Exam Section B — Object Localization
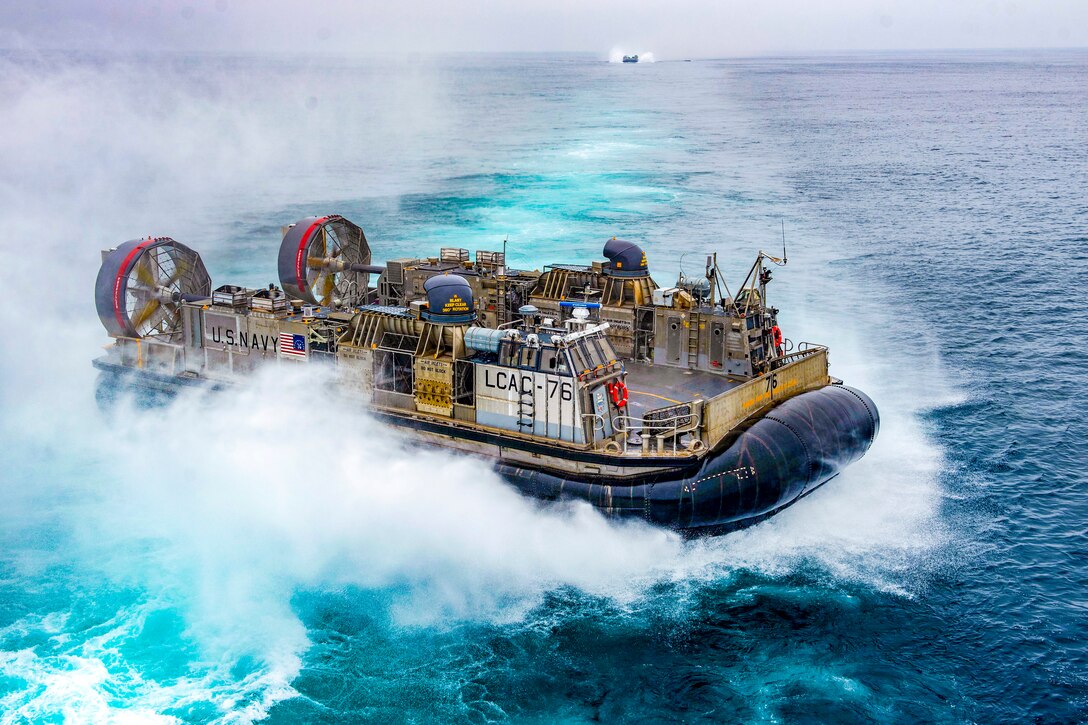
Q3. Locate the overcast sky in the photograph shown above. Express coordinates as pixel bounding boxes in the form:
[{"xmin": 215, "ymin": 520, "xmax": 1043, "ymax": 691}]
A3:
[{"xmin": 2, "ymin": 0, "xmax": 1085, "ymax": 57}]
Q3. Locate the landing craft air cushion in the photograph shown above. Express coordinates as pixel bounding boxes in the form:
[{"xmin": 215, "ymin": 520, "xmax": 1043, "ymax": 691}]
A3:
[{"xmin": 92, "ymin": 216, "xmax": 878, "ymax": 534}]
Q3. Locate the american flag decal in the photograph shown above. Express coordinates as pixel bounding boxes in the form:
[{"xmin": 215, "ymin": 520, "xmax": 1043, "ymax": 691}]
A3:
[{"xmin": 279, "ymin": 333, "xmax": 307, "ymax": 358}]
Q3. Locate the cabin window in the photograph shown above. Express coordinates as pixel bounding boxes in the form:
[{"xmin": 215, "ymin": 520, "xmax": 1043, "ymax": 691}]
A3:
[
  {"xmin": 499, "ymin": 339, "xmax": 518, "ymax": 366},
  {"xmin": 568, "ymin": 344, "xmax": 589, "ymax": 374},
  {"xmin": 539, "ymin": 347, "xmax": 572, "ymax": 376},
  {"xmin": 581, "ymin": 337, "xmax": 611, "ymax": 368},
  {"xmin": 519, "ymin": 346, "xmax": 539, "ymax": 370},
  {"xmin": 577, "ymin": 340, "xmax": 594, "ymax": 368},
  {"xmin": 582, "ymin": 340, "xmax": 600, "ymax": 368},
  {"xmin": 558, "ymin": 351, "xmax": 572, "ymax": 376},
  {"xmin": 592, "ymin": 337, "xmax": 617, "ymax": 364},
  {"xmin": 539, "ymin": 347, "xmax": 558, "ymax": 373}
]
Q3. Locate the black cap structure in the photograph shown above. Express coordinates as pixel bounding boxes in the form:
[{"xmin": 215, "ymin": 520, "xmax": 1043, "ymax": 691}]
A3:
[
  {"xmin": 603, "ymin": 238, "xmax": 648, "ymax": 276},
  {"xmin": 422, "ymin": 274, "xmax": 476, "ymax": 323}
]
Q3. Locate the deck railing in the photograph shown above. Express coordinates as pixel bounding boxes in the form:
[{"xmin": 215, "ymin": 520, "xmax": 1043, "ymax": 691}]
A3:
[
  {"xmin": 701, "ymin": 347, "xmax": 830, "ymax": 450},
  {"xmin": 584, "ymin": 347, "xmax": 830, "ymax": 457},
  {"xmin": 599, "ymin": 400, "xmax": 705, "ymax": 456}
]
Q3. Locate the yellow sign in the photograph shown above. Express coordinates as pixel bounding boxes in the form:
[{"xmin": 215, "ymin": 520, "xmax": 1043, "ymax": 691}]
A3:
[{"xmin": 442, "ymin": 293, "xmax": 470, "ymax": 313}]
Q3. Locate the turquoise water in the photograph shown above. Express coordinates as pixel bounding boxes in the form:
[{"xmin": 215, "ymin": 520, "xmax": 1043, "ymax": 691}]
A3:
[{"xmin": 1, "ymin": 50, "xmax": 1086, "ymax": 722}]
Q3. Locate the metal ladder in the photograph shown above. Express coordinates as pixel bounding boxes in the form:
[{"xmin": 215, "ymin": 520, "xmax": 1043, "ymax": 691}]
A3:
[
  {"xmin": 686, "ymin": 311, "xmax": 701, "ymax": 367},
  {"xmin": 517, "ymin": 386, "xmax": 536, "ymax": 432},
  {"xmin": 495, "ymin": 279, "xmax": 508, "ymax": 325}
]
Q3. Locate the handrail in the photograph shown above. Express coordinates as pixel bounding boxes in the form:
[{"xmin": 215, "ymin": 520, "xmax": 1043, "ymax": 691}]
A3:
[
  {"xmin": 612, "ymin": 409, "xmax": 701, "ymax": 435},
  {"xmin": 777, "ymin": 344, "xmax": 824, "ymax": 360},
  {"xmin": 703, "ymin": 346, "xmax": 830, "ymax": 451},
  {"xmin": 583, "ymin": 406, "xmax": 704, "ymax": 456},
  {"xmin": 581, "ymin": 412, "xmax": 608, "ymax": 433}
]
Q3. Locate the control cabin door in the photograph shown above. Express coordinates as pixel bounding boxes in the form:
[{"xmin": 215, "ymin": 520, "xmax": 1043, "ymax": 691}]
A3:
[
  {"xmin": 666, "ymin": 316, "xmax": 682, "ymax": 363},
  {"xmin": 709, "ymin": 321, "xmax": 726, "ymax": 369}
]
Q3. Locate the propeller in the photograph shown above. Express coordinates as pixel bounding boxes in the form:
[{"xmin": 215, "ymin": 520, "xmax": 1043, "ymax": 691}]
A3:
[
  {"xmin": 163, "ymin": 254, "xmax": 190, "ymax": 288},
  {"xmin": 318, "ymin": 270, "xmax": 337, "ymax": 306},
  {"xmin": 130, "ymin": 297, "xmax": 162, "ymax": 331},
  {"xmin": 128, "ymin": 250, "xmax": 193, "ymax": 334},
  {"xmin": 305, "ymin": 228, "xmax": 348, "ymax": 306},
  {"xmin": 277, "ymin": 215, "xmax": 371, "ymax": 307},
  {"xmin": 96, "ymin": 237, "xmax": 211, "ymax": 339},
  {"xmin": 134, "ymin": 255, "xmax": 157, "ymax": 288}
]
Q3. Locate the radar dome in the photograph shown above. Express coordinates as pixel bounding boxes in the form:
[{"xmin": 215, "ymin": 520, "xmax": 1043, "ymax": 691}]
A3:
[
  {"xmin": 423, "ymin": 274, "xmax": 476, "ymax": 323},
  {"xmin": 603, "ymin": 237, "xmax": 648, "ymax": 276}
]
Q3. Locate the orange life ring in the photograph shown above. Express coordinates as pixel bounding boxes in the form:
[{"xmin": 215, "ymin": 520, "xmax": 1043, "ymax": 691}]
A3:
[
  {"xmin": 771, "ymin": 325, "xmax": 784, "ymax": 347},
  {"xmin": 608, "ymin": 380, "xmax": 629, "ymax": 408}
]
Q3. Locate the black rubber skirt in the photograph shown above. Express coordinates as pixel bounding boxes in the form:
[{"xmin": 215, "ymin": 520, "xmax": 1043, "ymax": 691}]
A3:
[{"xmin": 497, "ymin": 385, "xmax": 879, "ymax": 534}]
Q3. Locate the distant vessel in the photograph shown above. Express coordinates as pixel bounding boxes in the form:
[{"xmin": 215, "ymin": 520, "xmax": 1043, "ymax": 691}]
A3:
[
  {"xmin": 622, "ymin": 55, "xmax": 638, "ymax": 63},
  {"xmin": 92, "ymin": 218, "xmax": 878, "ymax": 534}
]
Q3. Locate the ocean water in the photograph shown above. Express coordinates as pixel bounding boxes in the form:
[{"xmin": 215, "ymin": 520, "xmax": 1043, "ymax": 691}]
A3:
[{"xmin": 1, "ymin": 49, "xmax": 1086, "ymax": 722}]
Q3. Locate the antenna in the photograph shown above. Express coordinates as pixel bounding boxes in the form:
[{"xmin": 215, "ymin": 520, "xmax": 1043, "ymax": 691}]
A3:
[
  {"xmin": 780, "ymin": 220, "xmax": 788, "ymax": 265},
  {"xmin": 706, "ymin": 254, "xmax": 715, "ymax": 306}
]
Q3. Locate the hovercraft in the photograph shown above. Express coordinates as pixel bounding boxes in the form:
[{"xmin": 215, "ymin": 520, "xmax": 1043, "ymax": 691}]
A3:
[{"xmin": 92, "ymin": 217, "xmax": 878, "ymax": 534}]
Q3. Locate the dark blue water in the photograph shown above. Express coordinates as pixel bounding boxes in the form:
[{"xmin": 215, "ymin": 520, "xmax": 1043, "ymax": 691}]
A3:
[{"xmin": 1, "ymin": 50, "xmax": 1086, "ymax": 722}]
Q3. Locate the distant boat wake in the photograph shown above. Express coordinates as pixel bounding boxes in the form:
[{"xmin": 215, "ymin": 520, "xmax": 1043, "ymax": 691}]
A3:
[{"xmin": 610, "ymin": 49, "xmax": 655, "ymax": 63}]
